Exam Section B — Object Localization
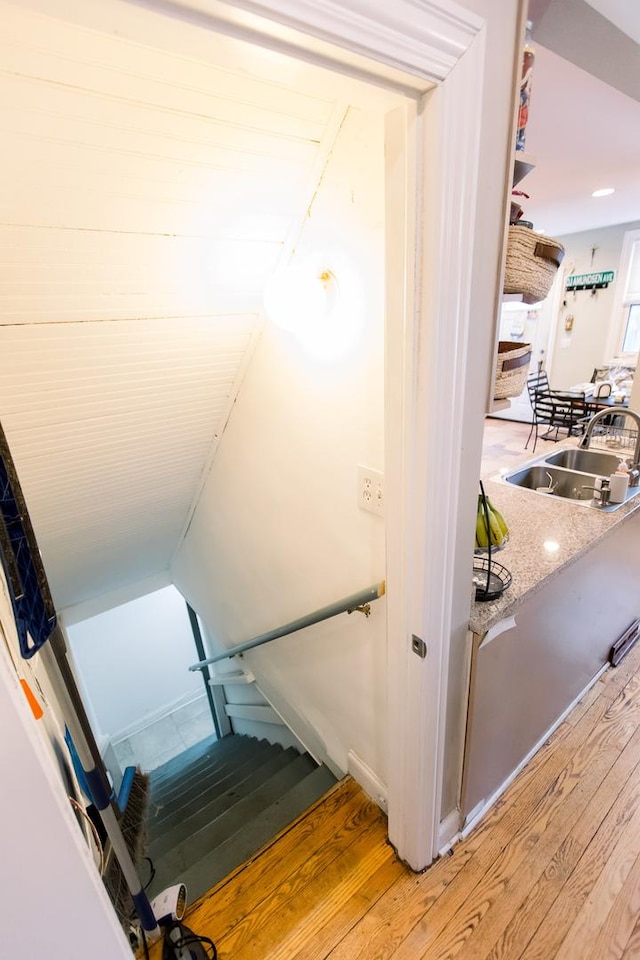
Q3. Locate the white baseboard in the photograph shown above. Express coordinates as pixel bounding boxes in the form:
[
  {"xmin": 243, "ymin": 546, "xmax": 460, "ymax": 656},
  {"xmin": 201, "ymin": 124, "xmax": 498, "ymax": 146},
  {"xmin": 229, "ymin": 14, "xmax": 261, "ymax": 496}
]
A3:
[
  {"xmin": 347, "ymin": 750, "xmax": 388, "ymax": 812},
  {"xmin": 438, "ymin": 808, "xmax": 462, "ymax": 855},
  {"xmin": 224, "ymin": 703, "xmax": 283, "ymax": 724},
  {"xmin": 111, "ymin": 692, "xmax": 207, "ymax": 744}
]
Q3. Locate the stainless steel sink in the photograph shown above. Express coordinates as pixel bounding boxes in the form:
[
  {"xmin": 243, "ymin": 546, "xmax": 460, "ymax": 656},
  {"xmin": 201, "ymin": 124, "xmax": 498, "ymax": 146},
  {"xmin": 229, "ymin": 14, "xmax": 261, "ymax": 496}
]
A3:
[
  {"xmin": 543, "ymin": 448, "xmax": 623, "ymax": 475},
  {"xmin": 501, "ymin": 448, "xmax": 640, "ymax": 511},
  {"xmin": 504, "ymin": 465, "xmax": 596, "ymax": 502}
]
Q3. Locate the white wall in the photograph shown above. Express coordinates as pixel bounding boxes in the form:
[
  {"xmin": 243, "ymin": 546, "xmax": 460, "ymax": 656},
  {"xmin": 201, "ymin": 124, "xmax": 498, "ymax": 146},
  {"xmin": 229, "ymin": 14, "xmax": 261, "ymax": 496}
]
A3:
[
  {"xmin": 67, "ymin": 586, "xmax": 203, "ymax": 741},
  {"xmin": 549, "ymin": 219, "xmax": 640, "ymax": 389},
  {"xmin": 172, "ymin": 105, "xmax": 388, "ymax": 780}
]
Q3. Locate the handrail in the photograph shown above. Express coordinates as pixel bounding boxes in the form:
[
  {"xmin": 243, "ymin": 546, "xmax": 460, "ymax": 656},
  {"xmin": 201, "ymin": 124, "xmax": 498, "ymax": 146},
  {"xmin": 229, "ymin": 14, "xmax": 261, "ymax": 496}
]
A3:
[{"xmin": 188, "ymin": 581, "xmax": 386, "ymax": 671}]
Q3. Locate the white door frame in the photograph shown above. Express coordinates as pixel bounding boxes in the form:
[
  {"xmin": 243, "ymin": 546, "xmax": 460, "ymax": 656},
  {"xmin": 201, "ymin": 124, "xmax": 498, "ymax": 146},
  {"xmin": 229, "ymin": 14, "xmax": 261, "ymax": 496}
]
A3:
[
  {"xmin": 124, "ymin": 0, "xmax": 492, "ymax": 869},
  {"xmin": 12, "ymin": 0, "xmax": 514, "ymax": 874},
  {"xmin": 384, "ymin": 54, "xmax": 488, "ymax": 866},
  {"xmin": 206, "ymin": 0, "xmax": 489, "ymax": 869}
]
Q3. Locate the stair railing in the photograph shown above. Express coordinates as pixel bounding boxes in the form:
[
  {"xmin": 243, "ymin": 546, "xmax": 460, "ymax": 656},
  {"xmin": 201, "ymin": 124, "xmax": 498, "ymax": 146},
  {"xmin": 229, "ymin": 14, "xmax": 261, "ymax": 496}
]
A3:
[{"xmin": 188, "ymin": 581, "xmax": 386, "ymax": 672}]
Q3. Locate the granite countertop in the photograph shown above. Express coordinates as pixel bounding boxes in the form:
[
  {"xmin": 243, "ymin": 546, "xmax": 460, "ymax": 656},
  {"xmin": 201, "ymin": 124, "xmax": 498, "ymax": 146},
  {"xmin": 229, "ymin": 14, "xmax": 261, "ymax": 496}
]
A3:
[{"xmin": 469, "ymin": 446, "xmax": 640, "ymax": 636}]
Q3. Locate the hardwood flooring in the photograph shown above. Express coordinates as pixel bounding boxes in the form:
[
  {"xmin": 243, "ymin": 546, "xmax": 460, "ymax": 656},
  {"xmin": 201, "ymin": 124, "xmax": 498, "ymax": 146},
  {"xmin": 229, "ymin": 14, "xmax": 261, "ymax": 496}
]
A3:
[{"xmin": 145, "ymin": 643, "xmax": 640, "ymax": 960}]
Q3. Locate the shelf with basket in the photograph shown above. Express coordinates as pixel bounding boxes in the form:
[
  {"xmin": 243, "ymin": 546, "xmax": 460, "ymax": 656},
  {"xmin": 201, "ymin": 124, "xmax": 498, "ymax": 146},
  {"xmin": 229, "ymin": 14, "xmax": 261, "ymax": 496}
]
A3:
[
  {"xmin": 488, "ymin": 156, "xmax": 537, "ymax": 413},
  {"xmin": 493, "ymin": 340, "xmax": 533, "ymax": 406},
  {"xmin": 490, "ymin": 152, "xmax": 565, "ymax": 413}
]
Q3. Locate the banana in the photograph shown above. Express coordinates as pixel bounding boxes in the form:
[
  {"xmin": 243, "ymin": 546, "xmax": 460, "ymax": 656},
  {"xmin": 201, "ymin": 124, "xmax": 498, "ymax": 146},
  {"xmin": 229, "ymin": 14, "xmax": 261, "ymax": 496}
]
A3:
[
  {"xmin": 487, "ymin": 498, "xmax": 509, "ymax": 540},
  {"xmin": 475, "ymin": 502, "xmax": 489, "ymax": 549},
  {"xmin": 487, "ymin": 507, "xmax": 505, "ymax": 548},
  {"xmin": 475, "ymin": 496, "xmax": 508, "ymax": 549}
]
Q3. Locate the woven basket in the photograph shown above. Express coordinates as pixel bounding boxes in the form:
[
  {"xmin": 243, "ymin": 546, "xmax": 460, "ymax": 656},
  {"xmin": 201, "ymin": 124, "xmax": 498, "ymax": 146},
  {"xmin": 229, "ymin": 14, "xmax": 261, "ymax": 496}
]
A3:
[
  {"xmin": 504, "ymin": 225, "xmax": 565, "ymax": 304},
  {"xmin": 494, "ymin": 341, "xmax": 532, "ymax": 399}
]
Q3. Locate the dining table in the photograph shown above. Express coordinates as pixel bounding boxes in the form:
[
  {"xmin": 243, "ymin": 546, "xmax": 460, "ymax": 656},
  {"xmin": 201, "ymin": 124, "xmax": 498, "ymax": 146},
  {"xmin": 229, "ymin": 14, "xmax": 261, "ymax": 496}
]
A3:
[{"xmin": 584, "ymin": 393, "xmax": 630, "ymax": 415}]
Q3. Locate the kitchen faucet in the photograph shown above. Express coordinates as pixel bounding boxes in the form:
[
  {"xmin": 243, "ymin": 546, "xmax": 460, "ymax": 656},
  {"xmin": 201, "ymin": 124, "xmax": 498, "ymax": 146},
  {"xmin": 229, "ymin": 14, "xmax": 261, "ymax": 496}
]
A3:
[{"xmin": 579, "ymin": 406, "xmax": 640, "ymax": 468}]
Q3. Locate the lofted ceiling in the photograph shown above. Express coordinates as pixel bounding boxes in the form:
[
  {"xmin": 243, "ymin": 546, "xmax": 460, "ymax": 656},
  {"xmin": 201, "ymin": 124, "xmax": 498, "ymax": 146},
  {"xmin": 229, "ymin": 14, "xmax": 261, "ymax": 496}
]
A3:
[{"xmin": 0, "ymin": 0, "xmax": 399, "ymax": 612}]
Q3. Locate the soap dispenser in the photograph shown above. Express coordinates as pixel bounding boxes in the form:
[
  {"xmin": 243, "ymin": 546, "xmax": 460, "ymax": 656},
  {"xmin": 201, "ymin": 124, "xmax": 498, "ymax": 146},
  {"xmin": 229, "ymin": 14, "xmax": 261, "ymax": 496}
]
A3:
[{"xmin": 609, "ymin": 462, "xmax": 630, "ymax": 504}]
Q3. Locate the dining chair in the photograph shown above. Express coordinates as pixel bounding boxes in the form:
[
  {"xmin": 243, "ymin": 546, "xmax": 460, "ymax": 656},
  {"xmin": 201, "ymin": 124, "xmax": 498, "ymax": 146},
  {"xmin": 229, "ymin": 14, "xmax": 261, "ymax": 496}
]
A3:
[{"xmin": 525, "ymin": 370, "xmax": 588, "ymax": 452}]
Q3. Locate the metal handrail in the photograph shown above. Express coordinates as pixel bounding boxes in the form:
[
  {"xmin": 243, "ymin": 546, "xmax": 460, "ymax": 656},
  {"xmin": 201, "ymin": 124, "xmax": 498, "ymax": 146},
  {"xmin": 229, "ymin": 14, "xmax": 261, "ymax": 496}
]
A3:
[{"xmin": 188, "ymin": 581, "xmax": 386, "ymax": 671}]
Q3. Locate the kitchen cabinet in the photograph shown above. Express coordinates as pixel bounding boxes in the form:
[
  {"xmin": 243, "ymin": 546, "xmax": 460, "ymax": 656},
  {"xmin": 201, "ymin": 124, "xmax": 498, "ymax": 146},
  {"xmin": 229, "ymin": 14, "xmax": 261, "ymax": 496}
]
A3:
[{"xmin": 462, "ymin": 507, "xmax": 640, "ymax": 823}]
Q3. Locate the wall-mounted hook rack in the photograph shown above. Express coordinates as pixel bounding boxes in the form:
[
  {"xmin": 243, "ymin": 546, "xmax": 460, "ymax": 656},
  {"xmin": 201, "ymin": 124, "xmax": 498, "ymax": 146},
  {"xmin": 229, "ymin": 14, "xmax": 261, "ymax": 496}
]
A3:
[{"xmin": 565, "ymin": 269, "xmax": 615, "ymax": 292}]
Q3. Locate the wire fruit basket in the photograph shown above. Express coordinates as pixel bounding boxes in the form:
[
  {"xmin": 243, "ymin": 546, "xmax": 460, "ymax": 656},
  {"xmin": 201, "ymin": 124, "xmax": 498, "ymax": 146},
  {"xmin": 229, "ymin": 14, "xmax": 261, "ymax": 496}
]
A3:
[
  {"xmin": 472, "ymin": 557, "xmax": 512, "ymax": 602},
  {"xmin": 473, "ymin": 481, "xmax": 512, "ymax": 602}
]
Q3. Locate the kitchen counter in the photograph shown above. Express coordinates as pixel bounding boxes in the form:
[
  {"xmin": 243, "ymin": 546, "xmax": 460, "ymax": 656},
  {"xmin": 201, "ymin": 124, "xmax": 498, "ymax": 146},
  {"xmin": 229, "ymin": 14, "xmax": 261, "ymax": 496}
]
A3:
[
  {"xmin": 469, "ymin": 447, "xmax": 640, "ymax": 636},
  {"xmin": 463, "ymin": 437, "xmax": 640, "ymax": 824}
]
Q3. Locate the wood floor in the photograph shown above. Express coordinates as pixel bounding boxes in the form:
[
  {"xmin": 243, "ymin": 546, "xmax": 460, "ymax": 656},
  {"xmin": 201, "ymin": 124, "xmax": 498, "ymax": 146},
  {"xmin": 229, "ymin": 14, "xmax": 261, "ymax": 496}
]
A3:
[{"xmin": 146, "ymin": 642, "xmax": 640, "ymax": 960}]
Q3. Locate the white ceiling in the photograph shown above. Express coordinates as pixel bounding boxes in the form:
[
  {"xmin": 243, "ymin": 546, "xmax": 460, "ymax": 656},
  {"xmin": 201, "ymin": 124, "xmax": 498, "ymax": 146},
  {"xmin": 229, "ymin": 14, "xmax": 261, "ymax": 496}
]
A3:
[
  {"xmin": 521, "ymin": 43, "xmax": 640, "ymax": 236},
  {"xmin": 0, "ymin": 317, "xmax": 258, "ymax": 609},
  {"xmin": 526, "ymin": 0, "xmax": 640, "ymax": 237},
  {"xmin": 585, "ymin": 0, "xmax": 640, "ymax": 44},
  {"xmin": 0, "ymin": 0, "xmax": 396, "ymax": 612}
]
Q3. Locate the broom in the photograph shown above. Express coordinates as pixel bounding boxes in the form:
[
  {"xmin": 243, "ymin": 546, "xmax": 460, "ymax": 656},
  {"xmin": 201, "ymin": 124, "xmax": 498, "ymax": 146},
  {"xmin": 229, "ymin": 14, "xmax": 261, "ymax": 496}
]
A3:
[{"xmin": 104, "ymin": 767, "xmax": 151, "ymax": 929}]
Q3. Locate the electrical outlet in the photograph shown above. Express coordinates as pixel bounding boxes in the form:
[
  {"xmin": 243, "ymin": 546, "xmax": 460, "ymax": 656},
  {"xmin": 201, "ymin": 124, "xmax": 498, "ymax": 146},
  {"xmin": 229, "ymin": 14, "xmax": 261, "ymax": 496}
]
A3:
[{"xmin": 358, "ymin": 465, "xmax": 384, "ymax": 517}]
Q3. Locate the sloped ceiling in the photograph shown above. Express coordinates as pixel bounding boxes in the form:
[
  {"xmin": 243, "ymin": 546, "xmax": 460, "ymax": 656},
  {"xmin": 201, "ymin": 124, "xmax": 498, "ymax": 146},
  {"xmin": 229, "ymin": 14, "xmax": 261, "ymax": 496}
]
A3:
[
  {"xmin": 0, "ymin": 0, "xmax": 396, "ymax": 611},
  {"xmin": 0, "ymin": 318, "xmax": 258, "ymax": 608}
]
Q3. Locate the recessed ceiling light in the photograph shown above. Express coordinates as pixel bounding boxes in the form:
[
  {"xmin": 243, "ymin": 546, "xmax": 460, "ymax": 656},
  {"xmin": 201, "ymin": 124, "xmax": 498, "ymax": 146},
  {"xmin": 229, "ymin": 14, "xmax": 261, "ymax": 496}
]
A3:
[
  {"xmin": 534, "ymin": 228, "xmax": 547, "ymax": 234},
  {"xmin": 592, "ymin": 187, "xmax": 615, "ymax": 198}
]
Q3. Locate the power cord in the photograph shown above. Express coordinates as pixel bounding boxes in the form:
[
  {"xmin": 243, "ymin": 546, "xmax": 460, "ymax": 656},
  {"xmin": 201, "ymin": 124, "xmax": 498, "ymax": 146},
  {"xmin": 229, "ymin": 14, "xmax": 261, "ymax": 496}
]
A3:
[
  {"xmin": 162, "ymin": 921, "xmax": 217, "ymax": 960},
  {"xmin": 68, "ymin": 796, "xmax": 105, "ymax": 874},
  {"xmin": 137, "ymin": 920, "xmax": 217, "ymax": 960},
  {"xmin": 143, "ymin": 856, "xmax": 156, "ymax": 891}
]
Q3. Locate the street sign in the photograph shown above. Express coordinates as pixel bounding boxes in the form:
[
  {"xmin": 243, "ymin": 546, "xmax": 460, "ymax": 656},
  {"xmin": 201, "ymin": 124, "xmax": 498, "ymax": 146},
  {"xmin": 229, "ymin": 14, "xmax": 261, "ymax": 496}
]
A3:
[{"xmin": 566, "ymin": 270, "xmax": 615, "ymax": 291}]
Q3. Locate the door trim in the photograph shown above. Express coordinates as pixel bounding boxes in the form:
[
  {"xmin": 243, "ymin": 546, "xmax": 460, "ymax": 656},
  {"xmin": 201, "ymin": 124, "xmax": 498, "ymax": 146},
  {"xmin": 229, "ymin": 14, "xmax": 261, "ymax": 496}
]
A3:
[
  {"xmin": 127, "ymin": 0, "xmax": 488, "ymax": 871},
  {"xmin": 206, "ymin": 0, "xmax": 482, "ymax": 82},
  {"xmin": 13, "ymin": 0, "xmax": 512, "ymax": 874},
  {"xmin": 383, "ymin": 34, "xmax": 487, "ymax": 867}
]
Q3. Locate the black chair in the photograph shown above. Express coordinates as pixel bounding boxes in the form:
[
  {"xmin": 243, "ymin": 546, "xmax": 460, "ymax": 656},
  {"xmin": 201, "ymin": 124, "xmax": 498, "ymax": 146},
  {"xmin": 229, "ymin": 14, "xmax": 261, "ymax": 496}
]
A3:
[
  {"xmin": 525, "ymin": 370, "xmax": 588, "ymax": 452},
  {"xmin": 591, "ymin": 366, "xmax": 608, "ymax": 384}
]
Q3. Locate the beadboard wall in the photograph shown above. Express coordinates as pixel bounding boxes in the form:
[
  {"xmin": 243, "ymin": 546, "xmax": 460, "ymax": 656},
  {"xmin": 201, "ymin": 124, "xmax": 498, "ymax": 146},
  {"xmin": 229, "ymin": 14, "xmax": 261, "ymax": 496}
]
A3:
[{"xmin": 0, "ymin": 0, "xmax": 398, "ymax": 610}]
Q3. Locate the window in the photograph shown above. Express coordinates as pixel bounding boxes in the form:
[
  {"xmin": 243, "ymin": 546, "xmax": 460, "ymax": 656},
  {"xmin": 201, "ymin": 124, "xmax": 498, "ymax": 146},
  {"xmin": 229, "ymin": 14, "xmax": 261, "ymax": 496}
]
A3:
[
  {"xmin": 622, "ymin": 302, "xmax": 640, "ymax": 354},
  {"xmin": 617, "ymin": 231, "xmax": 640, "ymax": 356}
]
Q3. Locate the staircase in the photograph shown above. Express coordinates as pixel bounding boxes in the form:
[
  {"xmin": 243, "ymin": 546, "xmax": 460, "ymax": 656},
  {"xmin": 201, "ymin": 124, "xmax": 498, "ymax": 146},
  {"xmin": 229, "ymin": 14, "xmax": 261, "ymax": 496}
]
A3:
[{"xmin": 146, "ymin": 733, "xmax": 337, "ymax": 904}]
